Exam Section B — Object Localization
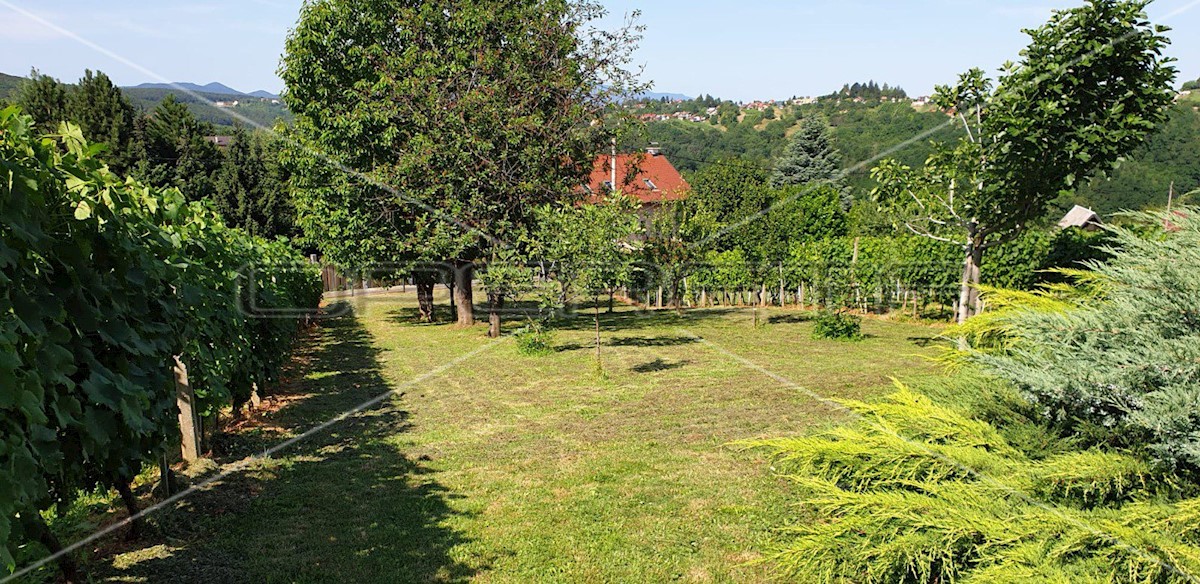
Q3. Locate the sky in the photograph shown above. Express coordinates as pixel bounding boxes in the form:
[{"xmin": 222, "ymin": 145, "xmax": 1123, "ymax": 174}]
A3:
[{"xmin": 0, "ymin": 0, "xmax": 1197, "ymax": 101}]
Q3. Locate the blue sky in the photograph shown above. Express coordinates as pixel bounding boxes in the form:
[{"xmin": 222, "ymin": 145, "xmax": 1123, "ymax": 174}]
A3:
[{"xmin": 1, "ymin": 0, "xmax": 1197, "ymax": 100}]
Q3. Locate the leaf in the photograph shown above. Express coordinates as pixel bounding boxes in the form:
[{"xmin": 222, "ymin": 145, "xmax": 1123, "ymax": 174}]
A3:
[{"xmin": 74, "ymin": 200, "xmax": 92, "ymax": 220}]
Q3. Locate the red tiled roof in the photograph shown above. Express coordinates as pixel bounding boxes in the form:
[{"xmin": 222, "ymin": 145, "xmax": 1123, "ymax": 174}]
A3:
[{"xmin": 585, "ymin": 152, "xmax": 690, "ymax": 205}]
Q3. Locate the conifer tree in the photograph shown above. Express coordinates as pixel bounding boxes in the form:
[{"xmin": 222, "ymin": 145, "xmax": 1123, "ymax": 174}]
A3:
[
  {"xmin": 770, "ymin": 114, "xmax": 844, "ymax": 190},
  {"xmin": 13, "ymin": 69, "xmax": 67, "ymax": 134},
  {"xmin": 67, "ymin": 70, "xmax": 137, "ymax": 174}
]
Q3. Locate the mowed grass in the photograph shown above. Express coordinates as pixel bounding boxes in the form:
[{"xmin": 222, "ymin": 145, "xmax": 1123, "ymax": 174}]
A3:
[{"xmin": 96, "ymin": 290, "xmax": 946, "ymax": 583}]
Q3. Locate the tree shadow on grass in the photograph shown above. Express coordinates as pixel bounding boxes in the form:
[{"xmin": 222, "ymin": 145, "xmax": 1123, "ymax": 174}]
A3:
[
  {"xmin": 631, "ymin": 358, "xmax": 691, "ymax": 373},
  {"xmin": 768, "ymin": 313, "xmax": 816, "ymax": 325},
  {"xmin": 609, "ymin": 335, "xmax": 700, "ymax": 348},
  {"xmin": 96, "ymin": 302, "xmax": 478, "ymax": 583}
]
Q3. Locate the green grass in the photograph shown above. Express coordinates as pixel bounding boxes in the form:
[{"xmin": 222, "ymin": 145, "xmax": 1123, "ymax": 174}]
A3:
[{"xmin": 84, "ymin": 291, "xmax": 945, "ymax": 583}]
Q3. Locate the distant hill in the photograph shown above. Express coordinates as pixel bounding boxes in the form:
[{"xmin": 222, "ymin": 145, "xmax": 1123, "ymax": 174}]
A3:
[
  {"xmin": 635, "ymin": 91, "xmax": 693, "ymax": 102},
  {"xmin": 130, "ymin": 81, "xmax": 245, "ymax": 95},
  {"xmin": 122, "ymin": 87, "xmax": 291, "ymax": 128},
  {"xmin": 0, "ymin": 72, "xmax": 290, "ymax": 128},
  {"xmin": 129, "ymin": 82, "xmax": 280, "ymax": 100},
  {"xmin": 0, "ymin": 71, "xmax": 24, "ymax": 100}
]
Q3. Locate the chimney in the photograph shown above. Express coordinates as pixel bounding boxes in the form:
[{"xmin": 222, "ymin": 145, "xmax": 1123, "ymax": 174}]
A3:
[{"xmin": 646, "ymin": 142, "xmax": 662, "ymax": 156}]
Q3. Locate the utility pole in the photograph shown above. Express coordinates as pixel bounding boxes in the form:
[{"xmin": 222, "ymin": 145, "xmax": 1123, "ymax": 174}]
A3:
[{"xmin": 1168, "ymin": 181, "xmax": 1176, "ymax": 213}]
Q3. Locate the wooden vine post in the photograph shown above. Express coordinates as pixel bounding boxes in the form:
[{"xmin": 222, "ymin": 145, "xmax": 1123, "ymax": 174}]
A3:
[{"xmin": 174, "ymin": 357, "xmax": 201, "ymax": 463}]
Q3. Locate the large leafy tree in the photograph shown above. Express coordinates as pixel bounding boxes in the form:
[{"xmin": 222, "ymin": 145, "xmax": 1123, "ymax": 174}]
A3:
[
  {"xmin": 871, "ymin": 0, "xmax": 1176, "ymax": 323},
  {"xmin": 281, "ymin": 0, "xmax": 644, "ymax": 327}
]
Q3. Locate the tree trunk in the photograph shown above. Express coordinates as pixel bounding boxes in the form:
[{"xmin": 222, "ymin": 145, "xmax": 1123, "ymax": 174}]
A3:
[
  {"xmin": 416, "ymin": 274, "xmax": 435, "ymax": 322},
  {"xmin": 607, "ymin": 290, "xmax": 615, "ymax": 314},
  {"xmin": 594, "ymin": 297, "xmax": 602, "ymax": 364},
  {"xmin": 115, "ymin": 481, "xmax": 143, "ymax": 540},
  {"xmin": 488, "ymin": 293, "xmax": 503, "ymax": 338},
  {"xmin": 25, "ymin": 514, "xmax": 82, "ymax": 583},
  {"xmin": 956, "ymin": 242, "xmax": 983, "ymax": 324},
  {"xmin": 453, "ymin": 261, "xmax": 475, "ymax": 326}
]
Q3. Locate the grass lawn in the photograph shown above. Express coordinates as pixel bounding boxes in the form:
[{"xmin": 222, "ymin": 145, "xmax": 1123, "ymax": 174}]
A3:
[{"xmin": 90, "ymin": 290, "xmax": 946, "ymax": 583}]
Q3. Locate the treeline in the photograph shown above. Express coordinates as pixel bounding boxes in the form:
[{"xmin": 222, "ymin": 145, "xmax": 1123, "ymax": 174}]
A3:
[
  {"xmin": 8, "ymin": 70, "xmax": 298, "ymax": 240},
  {"xmin": 0, "ymin": 109, "xmax": 321, "ymax": 576},
  {"xmin": 827, "ymin": 80, "xmax": 907, "ymax": 100},
  {"xmin": 629, "ymin": 164, "xmax": 1108, "ymax": 317}
]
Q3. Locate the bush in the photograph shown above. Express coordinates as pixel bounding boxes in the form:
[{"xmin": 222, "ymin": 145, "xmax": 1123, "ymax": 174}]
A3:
[
  {"xmin": 746, "ymin": 384, "xmax": 1200, "ymax": 582},
  {"xmin": 515, "ymin": 321, "xmax": 555, "ymax": 356},
  {"xmin": 962, "ymin": 209, "xmax": 1200, "ymax": 473},
  {"xmin": 812, "ymin": 310, "xmax": 862, "ymax": 341}
]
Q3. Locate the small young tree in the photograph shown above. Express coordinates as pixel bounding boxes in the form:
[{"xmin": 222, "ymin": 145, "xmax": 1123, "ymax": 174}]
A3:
[
  {"xmin": 871, "ymin": 0, "xmax": 1176, "ymax": 323},
  {"xmin": 643, "ymin": 198, "xmax": 716, "ymax": 313},
  {"xmin": 480, "ymin": 249, "xmax": 536, "ymax": 338},
  {"xmin": 533, "ymin": 195, "xmax": 641, "ymax": 367}
]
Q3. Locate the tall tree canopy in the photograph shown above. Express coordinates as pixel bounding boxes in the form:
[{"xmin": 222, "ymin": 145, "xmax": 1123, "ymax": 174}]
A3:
[
  {"xmin": 871, "ymin": 0, "xmax": 1176, "ymax": 323},
  {"xmin": 132, "ymin": 95, "xmax": 220, "ymax": 203},
  {"xmin": 281, "ymin": 0, "xmax": 644, "ymax": 326},
  {"xmin": 67, "ymin": 70, "xmax": 137, "ymax": 174},
  {"xmin": 13, "ymin": 70, "xmax": 67, "ymax": 134}
]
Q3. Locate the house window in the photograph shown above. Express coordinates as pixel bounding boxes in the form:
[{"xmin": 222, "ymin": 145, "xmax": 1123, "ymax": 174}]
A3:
[{"xmin": 644, "ymin": 179, "xmax": 658, "ymax": 190}]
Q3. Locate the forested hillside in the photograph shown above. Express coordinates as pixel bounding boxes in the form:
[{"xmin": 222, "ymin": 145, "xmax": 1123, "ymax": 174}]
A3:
[
  {"xmin": 0, "ymin": 71, "xmax": 291, "ymax": 128},
  {"xmin": 636, "ymin": 89, "xmax": 1200, "ymax": 216}
]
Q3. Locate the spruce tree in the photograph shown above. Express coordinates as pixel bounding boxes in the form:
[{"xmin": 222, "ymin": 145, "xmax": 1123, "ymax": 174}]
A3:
[
  {"xmin": 770, "ymin": 114, "xmax": 844, "ymax": 190},
  {"xmin": 67, "ymin": 70, "xmax": 137, "ymax": 174},
  {"xmin": 14, "ymin": 69, "xmax": 67, "ymax": 134}
]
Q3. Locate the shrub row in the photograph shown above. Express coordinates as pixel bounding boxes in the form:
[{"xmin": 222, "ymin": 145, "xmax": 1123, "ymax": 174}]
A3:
[{"xmin": 0, "ymin": 108, "xmax": 321, "ymax": 570}]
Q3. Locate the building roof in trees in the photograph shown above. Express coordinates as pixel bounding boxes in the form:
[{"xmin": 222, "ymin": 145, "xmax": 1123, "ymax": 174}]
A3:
[
  {"xmin": 1058, "ymin": 205, "xmax": 1102, "ymax": 229},
  {"xmin": 585, "ymin": 149, "xmax": 690, "ymax": 205}
]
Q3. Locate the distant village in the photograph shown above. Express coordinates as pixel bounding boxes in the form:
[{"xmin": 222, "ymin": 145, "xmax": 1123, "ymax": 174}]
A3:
[{"xmin": 630, "ymin": 93, "xmax": 935, "ymax": 124}]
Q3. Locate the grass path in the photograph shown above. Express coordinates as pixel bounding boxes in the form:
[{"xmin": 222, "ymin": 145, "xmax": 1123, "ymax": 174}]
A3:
[{"xmin": 98, "ymin": 291, "xmax": 944, "ymax": 583}]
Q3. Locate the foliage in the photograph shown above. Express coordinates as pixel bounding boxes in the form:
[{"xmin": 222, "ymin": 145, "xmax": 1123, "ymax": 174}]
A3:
[
  {"xmin": 532, "ymin": 194, "xmax": 642, "ymax": 301},
  {"xmin": 13, "ymin": 69, "xmax": 68, "ymax": 134},
  {"xmin": 811, "ymin": 311, "xmax": 862, "ymax": 341},
  {"xmin": 514, "ymin": 321, "xmax": 556, "ymax": 356},
  {"xmin": 828, "ymin": 80, "xmax": 908, "ymax": 101},
  {"xmin": 0, "ymin": 108, "xmax": 320, "ymax": 574},
  {"xmin": 281, "ymin": 0, "xmax": 645, "ymax": 297},
  {"xmin": 132, "ymin": 94, "xmax": 221, "ymax": 204},
  {"xmin": 213, "ymin": 125, "xmax": 297, "ymax": 239},
  {"xmin": 770, "ymin": 114, "xmax": 843, "ymax": 192},
  {"xmin": 641, "ymin": 198, "xmax": 717, "ymax": 310},
  {"xmin": 963, "ymin": 209, "xmax": 1200, "ymax": 473},
  {"xmin": 747, "ymin": 384, "xmax": 1200, "ymax": 583},
  {"xmin": 1070, "ymin": 103, "xmax": 1200, "ymax": 215},
  {"xmin": 872, "ymin": 0, "xmax": 1176, "ymax": 322}
]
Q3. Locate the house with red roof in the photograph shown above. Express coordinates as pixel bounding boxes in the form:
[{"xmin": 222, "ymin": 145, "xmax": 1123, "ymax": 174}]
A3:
[{"xmin": 584, "ymin": 147, "xmax": 690, "ymax": 218}]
